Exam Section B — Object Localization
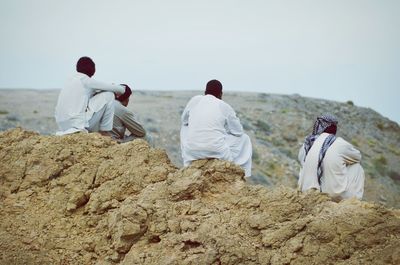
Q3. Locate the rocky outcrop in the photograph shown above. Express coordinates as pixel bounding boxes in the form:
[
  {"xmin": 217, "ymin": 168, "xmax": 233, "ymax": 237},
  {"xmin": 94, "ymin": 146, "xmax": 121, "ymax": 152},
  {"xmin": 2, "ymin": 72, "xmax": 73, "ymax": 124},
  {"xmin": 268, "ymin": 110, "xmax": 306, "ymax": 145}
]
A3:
[
  {"xmin": 1, "ymin": 128, "xmax": 399, "ymax": 264},
  {"xmin": 1, "ymin": 90, "xmax": 399, "ymax": 208},
  {"xmin": 1, "ymin": 90, "xmax": 400, "ymax": 207}
]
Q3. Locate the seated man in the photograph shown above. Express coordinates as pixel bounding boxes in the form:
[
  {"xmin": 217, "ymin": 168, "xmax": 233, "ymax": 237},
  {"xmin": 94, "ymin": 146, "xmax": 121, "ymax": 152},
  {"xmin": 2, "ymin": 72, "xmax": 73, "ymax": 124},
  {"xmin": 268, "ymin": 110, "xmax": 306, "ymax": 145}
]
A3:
[
  {"xmin": 180, "ymin": 79, "xmax": 252, "ymax": 177},
  {"xmin": 111, "ymin": 85, "xmax": 146, "ymax": 142},
  {"xmin": 298, "ymin": 114, "xmax": 365, "ymax": 199},
  {"xmin": 55, "ymin": 56, "xmax": 125, "ymax": 136}
]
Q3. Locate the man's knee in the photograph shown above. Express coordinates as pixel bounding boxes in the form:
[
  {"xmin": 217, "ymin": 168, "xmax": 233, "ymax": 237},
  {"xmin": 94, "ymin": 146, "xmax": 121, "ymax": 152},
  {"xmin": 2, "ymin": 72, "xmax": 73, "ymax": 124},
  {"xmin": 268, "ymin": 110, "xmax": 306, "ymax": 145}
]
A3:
[
  {"xmin": 89, "ymin": 92, "xmax": 115, "ymax": 110},
  {"xmin": 93, "ymin": 91, "xmax": 114, "ymax": 103},
  {"xmin": 100, "ymin": 91, "xmax": 115, "ymax": 103}
]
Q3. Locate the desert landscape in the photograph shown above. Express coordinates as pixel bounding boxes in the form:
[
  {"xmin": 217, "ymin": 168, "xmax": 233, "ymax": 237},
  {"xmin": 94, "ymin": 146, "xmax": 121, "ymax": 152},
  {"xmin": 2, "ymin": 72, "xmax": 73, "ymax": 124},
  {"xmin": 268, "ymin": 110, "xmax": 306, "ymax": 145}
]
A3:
[
  {"xmin": 0, "ymin": 89, "xmax": 400, "ymax": 264},
  {"xmin": 1, "ymin": 89, "xmax": 399, "ymax": 206}
]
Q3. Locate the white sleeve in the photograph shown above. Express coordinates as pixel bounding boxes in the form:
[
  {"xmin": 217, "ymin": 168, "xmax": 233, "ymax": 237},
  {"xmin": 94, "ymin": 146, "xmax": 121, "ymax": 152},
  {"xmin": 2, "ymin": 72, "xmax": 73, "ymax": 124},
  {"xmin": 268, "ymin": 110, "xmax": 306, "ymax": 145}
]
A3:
[
  {"xmin": 339, "ymin": 138, "xmax": 362, "ymax": 165},
  {"xmin": 181, "ymin": 105, "xmax": 190, "ymax": 126},
  {"xmin": 223, "ymin": 103, "xmax": 243, "ymax": 136},
  {"xmin": 83, "ymin": 77, "xmax": 125, "ymax": 93},
  {"xmin": 181, "ymin": 96, "xmax": 201, "ymax": 126},
  {"xmin": 298, "ymin": 144, "xmax": 306, "ymax": 166}
]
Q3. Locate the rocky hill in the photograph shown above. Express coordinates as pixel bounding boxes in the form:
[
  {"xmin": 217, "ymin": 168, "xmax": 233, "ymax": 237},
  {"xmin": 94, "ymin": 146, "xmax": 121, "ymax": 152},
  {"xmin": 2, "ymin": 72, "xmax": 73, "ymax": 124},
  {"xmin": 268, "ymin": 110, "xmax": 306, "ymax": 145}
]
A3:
[
  {"xmin": 0, "ymin": 128, "xmax": 400, "ymax": 264},
  {"xmin": 0, "ymin": 90, "xmax": 399, "ymax": 208}
]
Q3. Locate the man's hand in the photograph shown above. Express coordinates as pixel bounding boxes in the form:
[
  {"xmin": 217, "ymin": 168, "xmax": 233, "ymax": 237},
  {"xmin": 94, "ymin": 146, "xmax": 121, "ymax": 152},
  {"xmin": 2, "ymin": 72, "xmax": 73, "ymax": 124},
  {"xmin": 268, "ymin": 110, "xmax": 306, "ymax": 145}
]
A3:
[{"xmin": 114, "ymin": 84, "xmax": 127, "ymax": 97}]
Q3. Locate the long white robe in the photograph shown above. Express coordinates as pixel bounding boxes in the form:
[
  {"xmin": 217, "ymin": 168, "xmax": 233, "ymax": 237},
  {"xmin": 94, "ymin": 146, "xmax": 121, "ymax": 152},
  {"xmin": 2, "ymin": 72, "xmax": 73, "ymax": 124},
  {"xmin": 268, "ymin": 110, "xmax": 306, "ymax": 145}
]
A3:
[
  {"xmin": 55, "ymin": 72, "xmax": 124, "ymax": 135},
  {"xmin": 298, "ymin": 133, "xmax": 365, "ymax": 199},
  {"xmin": 180, "ymin": 95, "xmax": 252, "ymax": 177}
]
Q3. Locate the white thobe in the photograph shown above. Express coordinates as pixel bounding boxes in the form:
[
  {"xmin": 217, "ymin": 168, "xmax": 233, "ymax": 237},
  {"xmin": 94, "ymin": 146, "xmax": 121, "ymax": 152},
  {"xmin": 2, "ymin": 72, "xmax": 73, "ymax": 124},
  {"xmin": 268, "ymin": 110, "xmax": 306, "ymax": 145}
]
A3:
[
  {"xmin": 298, "ymin": 133, "xmax": 365, "ymax": 199},
  {"xmin": 55, "ymin": 72, "xmax": 124, "ymax": 135},
  {"xmin": 180, "ymin": 95, "xmax": 252, "ymax": 177}
]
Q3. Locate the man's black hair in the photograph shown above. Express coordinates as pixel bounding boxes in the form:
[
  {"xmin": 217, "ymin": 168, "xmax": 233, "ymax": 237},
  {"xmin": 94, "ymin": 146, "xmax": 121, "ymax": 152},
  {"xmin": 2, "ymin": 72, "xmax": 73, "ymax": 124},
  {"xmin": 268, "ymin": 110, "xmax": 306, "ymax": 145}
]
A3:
[
  {"xmin": 76, "ymin": 57, "xmax": 95, "ymax": 77},
  {"xmin": 205, "ymin": 79, "xmax": 223, "ymax": 98},
  {"xmin": 116, "ymin": 84, "xmax": 132, "ymax": 102}
]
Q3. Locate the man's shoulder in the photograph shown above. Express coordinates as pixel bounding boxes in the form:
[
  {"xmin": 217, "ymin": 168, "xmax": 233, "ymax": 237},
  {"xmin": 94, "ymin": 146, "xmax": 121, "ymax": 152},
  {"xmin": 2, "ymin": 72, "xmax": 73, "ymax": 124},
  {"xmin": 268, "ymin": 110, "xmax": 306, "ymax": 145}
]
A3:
[
  {"xmin": 72, "ymin": 72, "xmax": 89, "ymax": 80},
  {"xmin": 63, "ymin": 73, "xmax": 88, "ymax": 91},
  {"xmin": 328, "ymin": 136, "xmax": 357, "ymax": 153},
  {"xmin": 65, "ymin": 72, "xmax": 90, "ymax": 87},
  {"xmin": 218, "ymin": 99, "xmax": 235, "ymax": 113},
  {"xmin": 190, "ymin": 95, "xmax": 203, "ymax": 101},
  {"xmin": 334, "ymin": 136, "xmax": 353, "ymax": 147},
  {"xmin": 187, "ymin": 95, "xmax": 204, "ymax": 105}
]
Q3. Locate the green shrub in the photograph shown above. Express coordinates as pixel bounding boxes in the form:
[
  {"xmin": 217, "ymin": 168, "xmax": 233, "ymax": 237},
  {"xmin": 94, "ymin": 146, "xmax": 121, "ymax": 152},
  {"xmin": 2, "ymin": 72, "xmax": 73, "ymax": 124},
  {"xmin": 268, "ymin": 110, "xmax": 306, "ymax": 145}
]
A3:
[
  {"xmin": 255, "ymin": 120, "xmax": 271, "ymax": 133},
  {"xmin": 367, "ymin": 139, "xmax": 376, "ymax": 147},
  {"xmin": 267, "ymin": 162, "xmax": 276, "ymax": 171},
  {"xmin": 389, "ymin": 146, "xmax": 400, "ymax": 156},
  {"xmin": 242, "ymin": 120, "xmax": 252, "ymax": 131},
  {"xmin": 252, "ymin": 149, "xmax": 260, "ymax": 163},
  {"xmin": 376, "ymin": 155, "xmax": 387, "ymax": 165},
  {"xmin": 376, "ymin": 122, "xmax": 384, "ymax": 130},
  {"xmin": 373, "ymin": 155, "xmax": 388, "ymax": 175},
  {"xmin": 351, "ymin": 139, "xmax": 359, "ymax": 147}
]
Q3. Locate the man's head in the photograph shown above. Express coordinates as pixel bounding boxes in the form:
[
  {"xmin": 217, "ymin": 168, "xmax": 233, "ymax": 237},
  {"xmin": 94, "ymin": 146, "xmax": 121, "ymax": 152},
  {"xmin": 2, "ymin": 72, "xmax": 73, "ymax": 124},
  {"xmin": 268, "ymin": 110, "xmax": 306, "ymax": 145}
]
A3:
[
  {"xmin": 76, "ymin": 57, "xmax": 95, "ymax": 77},
  {"xmin": 313, "ymin": 114, "xmax": 338, "ymax": 135},
  {"xmin": 205, "ymin": 79, "xmax": 223, "ymax": 99},
  {"xmin": 116, "ymin": 84, "xmax": 132, "ymax": 107}
]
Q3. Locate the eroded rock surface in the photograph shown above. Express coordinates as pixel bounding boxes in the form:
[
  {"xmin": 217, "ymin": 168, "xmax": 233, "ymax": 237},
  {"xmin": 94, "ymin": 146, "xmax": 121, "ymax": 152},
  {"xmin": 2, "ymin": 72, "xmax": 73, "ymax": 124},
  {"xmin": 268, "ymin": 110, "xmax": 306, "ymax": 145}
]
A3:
[
  {"xmin": 1, "ymin": 90, "xmax": 400, "ymax": 207},
  {"xmin": 1, "ymin": 128, "xmax": 399, "ymax": 264}
]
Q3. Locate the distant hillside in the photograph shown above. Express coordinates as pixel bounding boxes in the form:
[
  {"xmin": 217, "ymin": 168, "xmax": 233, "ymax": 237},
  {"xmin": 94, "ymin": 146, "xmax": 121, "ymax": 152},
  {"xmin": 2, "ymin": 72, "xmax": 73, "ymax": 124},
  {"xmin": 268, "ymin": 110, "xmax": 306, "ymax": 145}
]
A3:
[
  {"xmin": 1, "ymin": 129, "xmax": 399, "ymax": 264},
  {"xmin": 0, "ymin": 89, "xmax": 399, "ymax": 207}
]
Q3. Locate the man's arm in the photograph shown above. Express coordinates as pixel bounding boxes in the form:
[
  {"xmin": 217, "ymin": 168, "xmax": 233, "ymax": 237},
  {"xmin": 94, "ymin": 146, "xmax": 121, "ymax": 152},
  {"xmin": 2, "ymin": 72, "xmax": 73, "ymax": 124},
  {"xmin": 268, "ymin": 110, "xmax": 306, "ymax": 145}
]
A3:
[
  {"xmin": 298, "ymin": 144, "xmax": 306, "ymax": 166},
  {"xmin": 121, "ymin": 111, "xmax": 146, "ymax": 137},
  {"xmin": 339, "ymin": 138, "xmax": 362, "ymax": 165},
  {"xmin": 181, "ymin": 105, "xmax": 190, "ymax": 126},
  {"xmin": 224, "ymin": 104, "xmax": 243, "ymax": 136},
  {"xmin": 181, "ymin": 95, "xmax": 202, "ymax": 126},
  {"xmin": 83, "ymin": 78, "xmax": 125, "ymax": 94}
]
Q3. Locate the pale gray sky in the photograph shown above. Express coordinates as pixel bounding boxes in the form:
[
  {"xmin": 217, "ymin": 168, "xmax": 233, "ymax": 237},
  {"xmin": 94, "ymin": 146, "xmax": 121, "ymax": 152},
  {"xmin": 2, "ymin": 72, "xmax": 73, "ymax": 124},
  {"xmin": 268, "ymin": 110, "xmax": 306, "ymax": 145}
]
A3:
[{"xmin": 0, "ymin": 0, "xmax": 399, "ymax": 123}]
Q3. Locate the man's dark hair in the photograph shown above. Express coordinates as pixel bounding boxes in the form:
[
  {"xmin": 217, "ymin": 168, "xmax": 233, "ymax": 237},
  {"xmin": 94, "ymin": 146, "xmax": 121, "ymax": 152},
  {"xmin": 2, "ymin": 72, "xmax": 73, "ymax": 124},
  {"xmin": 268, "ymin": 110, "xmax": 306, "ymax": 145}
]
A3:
[
  {"xmin": 116, "ymin": 84, "xmax": 132, "ymax": 102},
  {"xmin": 205, "ymin": 79, "xmax": 223, "ymax": 99},
  {"xmin": 76, "ymin": 57, "xmax": 95, "ymax": 77}
]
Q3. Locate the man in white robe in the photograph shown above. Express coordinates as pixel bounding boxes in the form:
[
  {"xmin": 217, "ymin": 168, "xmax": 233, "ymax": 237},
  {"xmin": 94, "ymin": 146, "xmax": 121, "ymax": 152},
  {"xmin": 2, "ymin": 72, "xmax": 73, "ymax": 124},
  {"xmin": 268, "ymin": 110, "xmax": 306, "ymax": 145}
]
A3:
[
  {"xmin": 180, "ymin": 80, "xmax": 252, "ymax": 177},
  {"xmin": 110, "ymin": 85, "xmax": 147, "ymax": 142},
  {"xmin": 298, "ymin": 114, "xmax": 365, "ymax": 199},
  {"xmin": 55, "ymin": 57, "xmax": 125, "ymax": 136}
]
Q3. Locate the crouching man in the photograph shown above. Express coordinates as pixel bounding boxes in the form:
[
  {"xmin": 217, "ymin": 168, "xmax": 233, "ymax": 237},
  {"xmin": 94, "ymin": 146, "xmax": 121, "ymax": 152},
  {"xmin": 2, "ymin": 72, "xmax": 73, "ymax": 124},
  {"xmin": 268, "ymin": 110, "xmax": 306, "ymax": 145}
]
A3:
[
  {"xmin": 298, "ymin": 114, "xmax": 365, "ymax": 200},
  {"xmin": 111, "ymin": 85, "xmax": 146, "ymax": 142},
  {"xmin": 55, "ymin": 56, "xmax": 125, "ymax": 136}
]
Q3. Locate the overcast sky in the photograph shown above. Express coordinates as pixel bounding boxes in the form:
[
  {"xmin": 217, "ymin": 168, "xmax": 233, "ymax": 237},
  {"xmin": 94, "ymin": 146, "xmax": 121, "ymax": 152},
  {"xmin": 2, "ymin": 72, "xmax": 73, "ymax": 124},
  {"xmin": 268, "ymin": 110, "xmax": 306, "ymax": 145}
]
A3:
[{"xmin": 0, "ymin": 0, "xmax": 399, "ymax": 123}]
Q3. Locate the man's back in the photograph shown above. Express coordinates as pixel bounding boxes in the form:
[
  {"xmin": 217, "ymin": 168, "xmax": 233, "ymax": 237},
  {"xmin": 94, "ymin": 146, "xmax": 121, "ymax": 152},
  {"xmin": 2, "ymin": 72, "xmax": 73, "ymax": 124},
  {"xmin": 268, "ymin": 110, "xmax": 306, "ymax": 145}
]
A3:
[
  {"xmin": 55, "ymin": 73, "xmax": 92, "ymax": 128},
  {"xmin": 180, "ymin": 80, "xmax": 252, "ymax": 176},
  {"xmin": 299, "ymin": 132, "xmax": 363, "ymax": 198},
  {"xmin": 188, "ymin": 95, "xmax": 225, "ymax": 147},
  {"xmin": 184, "ymin": 95, "xmax": 237, "ymax": 154}
]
